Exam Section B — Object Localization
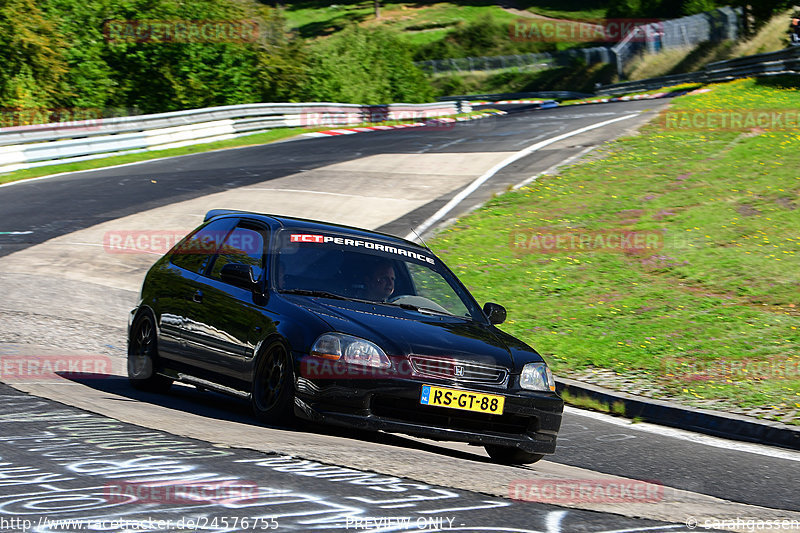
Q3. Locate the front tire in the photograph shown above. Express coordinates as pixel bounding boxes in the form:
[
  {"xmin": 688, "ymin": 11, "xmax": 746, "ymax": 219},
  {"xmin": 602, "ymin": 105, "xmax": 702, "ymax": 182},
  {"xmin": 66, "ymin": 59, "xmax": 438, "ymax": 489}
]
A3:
[
  {"xmin": 128, "ymin": 313, "xmax": 173, "ymax": 393},
  {"xmin": 251, "ymin": 340, "xmax": 295, "ymax": 426},
  {"xmin": 484, "ymin": 445, "xmax": 545, "ymax": 465}
]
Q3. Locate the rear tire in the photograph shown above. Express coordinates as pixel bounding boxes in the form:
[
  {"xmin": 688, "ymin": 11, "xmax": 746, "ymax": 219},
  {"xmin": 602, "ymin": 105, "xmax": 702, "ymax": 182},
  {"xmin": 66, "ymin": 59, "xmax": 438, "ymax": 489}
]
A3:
[
  {"xmin": 251, "ymin": 340, "xmax": 295, "ymax": 426},
  {"xmin": 484, "ymin": 445, "xmax": 545, "ymax": 465},
  {"xmin": 128, "ymin": 314, "xmax": 173, "ymax": 393}
]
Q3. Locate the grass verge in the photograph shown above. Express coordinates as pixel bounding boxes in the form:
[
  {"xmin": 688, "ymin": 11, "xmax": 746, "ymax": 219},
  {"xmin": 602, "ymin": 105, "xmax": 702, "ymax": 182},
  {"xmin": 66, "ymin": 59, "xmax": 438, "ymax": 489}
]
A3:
[
  {"xmin": 0, "ymin": 129, "xmax": 302, "ymax": 186},
  {"xmin": 432, "ymin": 62, "xmax": 617, "ymax": 97},
  {"xmin": 283, "ymin": 2, "xmax": 520, "ymax": 42},
  {"xmin": 431, "ymin": 77, "xmax": 800, "ymax": 424},
  {"xmin": 560, "ymin": 389, "xmax": 627, "ymax": 416}
]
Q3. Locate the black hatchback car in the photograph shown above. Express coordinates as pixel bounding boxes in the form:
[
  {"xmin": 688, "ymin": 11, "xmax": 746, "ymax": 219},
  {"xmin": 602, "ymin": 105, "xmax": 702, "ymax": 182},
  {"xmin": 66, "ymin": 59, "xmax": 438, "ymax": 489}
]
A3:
[{"xmin": 128, "ymin": 210, "xmax": 563, "ymax": 464}]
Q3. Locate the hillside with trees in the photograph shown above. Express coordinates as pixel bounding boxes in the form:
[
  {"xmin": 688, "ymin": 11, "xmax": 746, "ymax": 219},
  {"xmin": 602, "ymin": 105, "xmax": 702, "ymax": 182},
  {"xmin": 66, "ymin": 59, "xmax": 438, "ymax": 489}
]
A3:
[{"xmin": 0, "ymin": 0, "xmax": 794, "ymax": 115}]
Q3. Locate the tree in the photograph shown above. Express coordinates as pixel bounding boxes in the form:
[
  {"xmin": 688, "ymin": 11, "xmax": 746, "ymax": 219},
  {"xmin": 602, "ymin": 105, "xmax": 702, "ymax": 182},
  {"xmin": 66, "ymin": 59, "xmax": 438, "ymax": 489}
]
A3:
[
  {"xmin": 730, "ymin": 0, "xmax": 793, "ymax": 34},
  {"xmin": 682, "ymin": 0, "xmax": 718, "ymax": 16},
  {"xmin": 0, "ymin": 0, "xmax": 67, "ymax": 109},
  {"xmin": 606, "ymin": 0, "xmax": 644, "ymax": 18},
  {"xmin": 304, "ymin": 25, "xmax": 433, "ymax": 104},
  {"xmin": 99, "ymin": 0, "xmax": 270, "ymax": 112},
  {"xmin": 42, "ymin": 0, "xmax": 118, "ymax": 110}
]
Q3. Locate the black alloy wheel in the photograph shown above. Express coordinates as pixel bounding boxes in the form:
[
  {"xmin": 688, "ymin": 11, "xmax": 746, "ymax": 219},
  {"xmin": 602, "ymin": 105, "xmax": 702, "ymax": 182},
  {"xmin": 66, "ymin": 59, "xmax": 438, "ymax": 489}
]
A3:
[
  {"xmin": 127, "ymin": 314, "xmax": 173, "ymax": 393},
  {"xmin": 251, "ymin": 340, "xmax": 295, "ymax": 425}
]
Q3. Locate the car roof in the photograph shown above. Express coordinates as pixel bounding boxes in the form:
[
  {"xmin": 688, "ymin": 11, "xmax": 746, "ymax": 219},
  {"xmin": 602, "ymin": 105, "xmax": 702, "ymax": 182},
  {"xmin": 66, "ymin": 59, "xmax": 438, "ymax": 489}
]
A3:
[{"xmin": 204, "ymin": 209, "xmax": 426, "ymax": 251}]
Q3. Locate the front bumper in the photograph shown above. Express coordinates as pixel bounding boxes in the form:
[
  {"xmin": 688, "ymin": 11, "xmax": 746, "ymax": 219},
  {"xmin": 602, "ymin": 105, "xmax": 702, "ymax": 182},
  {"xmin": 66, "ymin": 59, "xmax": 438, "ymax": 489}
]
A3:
[{"xmin": 294, "ymin": 374, "xmax": 563, "ymax": 454}]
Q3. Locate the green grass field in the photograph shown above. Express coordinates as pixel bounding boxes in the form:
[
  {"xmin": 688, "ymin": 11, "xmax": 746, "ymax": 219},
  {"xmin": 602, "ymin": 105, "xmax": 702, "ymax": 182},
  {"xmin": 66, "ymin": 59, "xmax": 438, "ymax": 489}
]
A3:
[
  {"xmin": 283, "ymin": 2, "xmax": 513, "ymax": 41},
  {"xmin": 431, "ymin": 77, "xmax": 800, "ymax": 423},
  {"xmin": 281, "ymin": 1, "xmax": 606, "ymax": 44}
]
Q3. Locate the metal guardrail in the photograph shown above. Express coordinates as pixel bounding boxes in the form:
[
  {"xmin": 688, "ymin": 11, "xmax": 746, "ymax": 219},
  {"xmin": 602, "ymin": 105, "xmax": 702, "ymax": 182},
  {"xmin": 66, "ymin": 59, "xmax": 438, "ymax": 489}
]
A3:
[
  {"xmin": 597, "ymin": 46, "xmax": 800, "ymax": 95},
  {"xmin": 3, "ymin": 43, "xmax": 797, "ymax": 174},
  {"xmin": 439, "ymin": 46, "xmax": 799, "ymax": 103},
  {"xmin": 438, "ymin": 91, "xmax": 592, "ymax": 102},
  {"xmin": 417, "ymin": 53, "xmax": 554, "ymax": 74},
  {"xmin": 0, "ymin": 102, "xmax": 460, "ymax": 174}
]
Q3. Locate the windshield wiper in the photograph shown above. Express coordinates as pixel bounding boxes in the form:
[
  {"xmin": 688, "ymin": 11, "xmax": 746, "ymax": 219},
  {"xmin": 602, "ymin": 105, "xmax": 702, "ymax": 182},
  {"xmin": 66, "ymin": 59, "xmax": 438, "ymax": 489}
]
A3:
[
  {"xmin": 391, "ymin": 302, "xmax": 455, "ymax": 317},
  {"xmin": 279, "ymin": 289, "xmax": 349, "ymax": 301},
  {"xmin": 281, "ymin": 290, "xmax": 457, "ymax": 316}
]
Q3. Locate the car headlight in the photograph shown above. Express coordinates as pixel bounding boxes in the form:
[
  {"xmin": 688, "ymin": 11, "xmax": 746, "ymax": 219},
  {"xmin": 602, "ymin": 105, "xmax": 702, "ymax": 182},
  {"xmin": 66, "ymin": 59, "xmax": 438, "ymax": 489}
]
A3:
[
  {"xmin": 520, "ymin": 362, "xmax": 556, "ymax": 392},
  {"xmin": 310, "ymin": 333, "xmax": 391, "ymax": 369}
]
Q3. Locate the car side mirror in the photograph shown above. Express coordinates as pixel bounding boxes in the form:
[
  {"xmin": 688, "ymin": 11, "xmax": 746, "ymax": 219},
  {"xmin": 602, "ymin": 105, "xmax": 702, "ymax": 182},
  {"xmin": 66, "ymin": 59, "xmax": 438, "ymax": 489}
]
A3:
[
  {"xmin": 220, "ymin": 263, "xmax": 258, "ymax": 291},
  {"xmin": 483, "ymin": 302, "xmax": 507, "ymax": 325}
]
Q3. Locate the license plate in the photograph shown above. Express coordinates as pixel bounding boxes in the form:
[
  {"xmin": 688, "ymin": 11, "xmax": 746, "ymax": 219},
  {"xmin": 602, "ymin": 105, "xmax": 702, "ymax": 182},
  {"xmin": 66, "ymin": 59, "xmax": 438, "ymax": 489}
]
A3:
[{"xmin": 420, "ymin": 385, "xmax": 505, "ymax": 415}]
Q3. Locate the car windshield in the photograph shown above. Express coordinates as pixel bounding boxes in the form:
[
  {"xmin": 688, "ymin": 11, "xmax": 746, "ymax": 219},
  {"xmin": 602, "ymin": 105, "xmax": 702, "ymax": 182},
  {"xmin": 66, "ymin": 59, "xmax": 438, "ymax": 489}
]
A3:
[{"xmin": 273, "ymin": 230, "xmax": 482, "ymax": 321}]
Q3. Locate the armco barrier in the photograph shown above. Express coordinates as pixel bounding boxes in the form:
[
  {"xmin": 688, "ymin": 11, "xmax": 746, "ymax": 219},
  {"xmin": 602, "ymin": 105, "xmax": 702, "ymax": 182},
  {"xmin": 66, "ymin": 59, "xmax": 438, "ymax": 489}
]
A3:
[
  {"xmin": 597, "ymin": 46, "xmax": 800, "ymax": 95},
  {"xmin": 0, "ymin": 102, "xmax": 460, "ymax": 174},
  {"xmin": 439, "ymin": 91, "xmax": 592, "ymax": 102},
  {"xmin": 440, "ymin": 46, "xmax": 799, "ymax": 108}
]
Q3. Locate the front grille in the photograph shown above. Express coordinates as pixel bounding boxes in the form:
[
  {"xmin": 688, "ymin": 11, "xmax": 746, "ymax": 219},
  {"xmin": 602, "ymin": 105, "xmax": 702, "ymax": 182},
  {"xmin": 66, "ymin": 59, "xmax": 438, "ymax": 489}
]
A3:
[
  {"xmin": 371, "ymin": 396, "xmax": 535, "ymax": 436},
  {"xmin": 409, "ymin": 355, "xmax": 508, "ymax": 385}
]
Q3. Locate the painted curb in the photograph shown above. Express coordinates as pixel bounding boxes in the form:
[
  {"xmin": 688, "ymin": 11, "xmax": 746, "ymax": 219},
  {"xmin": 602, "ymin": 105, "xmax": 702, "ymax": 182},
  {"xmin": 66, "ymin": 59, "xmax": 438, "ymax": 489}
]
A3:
[
  {"xmin": 468, "ymin": 89, "xmax": 693, "ymax": 108},
  {"xmin": 556, "ymin": 377, "xmax": 800, "ymax": 451},
  {"xmin": 562, "ymin": 88, "xmax": 697, "ymax": 106}
]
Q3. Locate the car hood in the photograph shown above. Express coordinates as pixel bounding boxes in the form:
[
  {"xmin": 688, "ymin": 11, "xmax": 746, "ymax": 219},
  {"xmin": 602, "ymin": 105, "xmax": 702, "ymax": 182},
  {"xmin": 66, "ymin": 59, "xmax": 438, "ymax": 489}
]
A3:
[{"xmin": 286, "ymin": 296, "xmax": 524, "ymax": 369}]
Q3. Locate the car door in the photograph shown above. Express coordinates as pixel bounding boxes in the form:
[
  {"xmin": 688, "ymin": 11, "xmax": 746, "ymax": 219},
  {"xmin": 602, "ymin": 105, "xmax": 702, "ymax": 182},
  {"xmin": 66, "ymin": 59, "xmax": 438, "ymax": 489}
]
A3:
[
  {"xmin": 154, "ymin": 217, "xmax": 235, "ymax": 364},
  {"xmin": 181, "ymin": 219, "xmax": 273, "ymax": 384}
]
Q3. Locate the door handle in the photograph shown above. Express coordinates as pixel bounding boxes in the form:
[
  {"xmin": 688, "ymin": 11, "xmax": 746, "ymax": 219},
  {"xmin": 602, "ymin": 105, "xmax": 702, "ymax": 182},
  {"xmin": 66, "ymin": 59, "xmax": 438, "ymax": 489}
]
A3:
[{"xmin": 192, "ymin": 290, "xmax": 203, "ymax": 303}]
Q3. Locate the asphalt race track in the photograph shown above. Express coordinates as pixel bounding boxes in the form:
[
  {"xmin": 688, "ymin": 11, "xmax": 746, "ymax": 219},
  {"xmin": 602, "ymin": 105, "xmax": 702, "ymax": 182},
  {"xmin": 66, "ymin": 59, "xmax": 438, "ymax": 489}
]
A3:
[
  {"xmin": 0, "ymin": 382, "xmax": 682, "ymax": 533},
  {"xmin": 1, "ymin": 100, "xmax": 799, "ymax": 532}
]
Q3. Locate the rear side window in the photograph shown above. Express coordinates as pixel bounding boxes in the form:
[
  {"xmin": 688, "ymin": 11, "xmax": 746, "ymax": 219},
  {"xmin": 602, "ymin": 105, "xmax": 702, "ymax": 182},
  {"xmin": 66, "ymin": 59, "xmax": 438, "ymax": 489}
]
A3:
[
  {"xmin": 170, "ymin": 219, "xmax": 234, "ymax": 275},
  {"xmin": 210, "ymin": 225, "xmax": 267, "ymax": 281}
]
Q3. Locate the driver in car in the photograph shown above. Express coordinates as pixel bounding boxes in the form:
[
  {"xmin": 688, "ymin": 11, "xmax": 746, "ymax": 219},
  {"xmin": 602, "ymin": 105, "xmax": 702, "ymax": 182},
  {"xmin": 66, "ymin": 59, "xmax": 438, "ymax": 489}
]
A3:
[{"xmin": 362, "ymin": 260, "xmax": 395, "ymax": 302}]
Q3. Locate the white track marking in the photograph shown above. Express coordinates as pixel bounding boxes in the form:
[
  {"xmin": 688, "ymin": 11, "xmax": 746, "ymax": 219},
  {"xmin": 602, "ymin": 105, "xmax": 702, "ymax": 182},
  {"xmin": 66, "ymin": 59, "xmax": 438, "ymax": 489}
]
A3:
[
  {"xmin": 0, "ymin": 154, "xmax": 196, "ymax": 189},
  {"xmin": 600, "ymin": 527, "xmax": 686, "ymax": 533},
  {"xmin": 404, "ymin": 113, "xmax": 640, "ymax": 239},
  {"xmin": 419, "ymin": 527, "xmax": 685, "ymax": 533},
  {"xmin": 565, "ymin": 406, "xmax": 800, "ymax": 462},
  {"xmin": 416, "ymin": 501, "xmax": 510, "ymax": 513},
  {"xmin": 512, "ymin": 144, "xmax": 598, "ymax": 190},
  {"xmin": 545, "ymin": 510, "xmax": 568, "ymax": 533}
]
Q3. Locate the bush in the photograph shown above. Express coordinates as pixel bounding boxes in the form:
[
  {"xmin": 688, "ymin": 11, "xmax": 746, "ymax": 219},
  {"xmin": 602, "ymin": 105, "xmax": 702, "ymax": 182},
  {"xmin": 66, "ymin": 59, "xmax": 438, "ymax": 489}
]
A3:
[
  {"xmin": 414, "ymin": 13, "xmax": 556, "ymax": 61},
  {"xmin": 303, "ymin": 25, "xmax": 434, "ymax": 104},
  {"xmin": 606, "ymin": 0, "xmax": 717, "ymax": 18},
  {"xmin": 2, "ymin": 1, "xmax": 437, "ymax": 114}
]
